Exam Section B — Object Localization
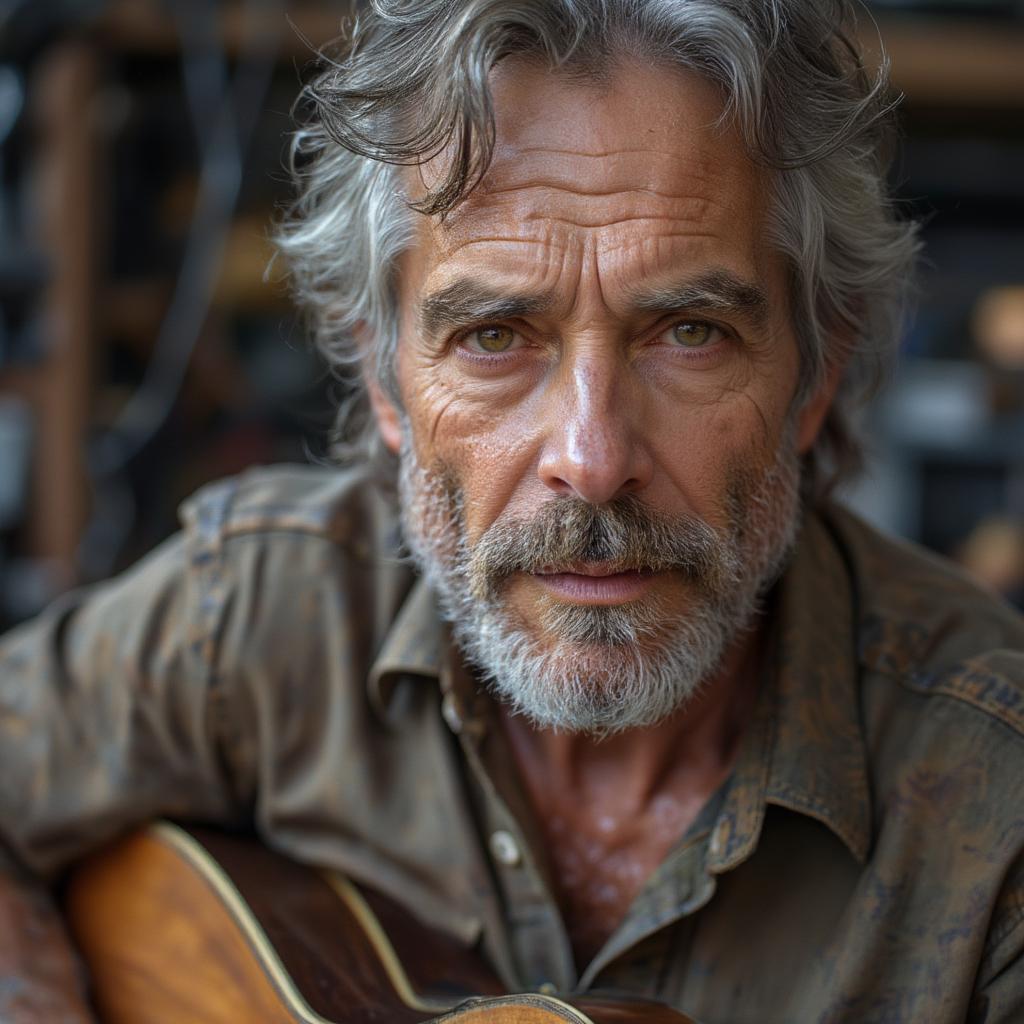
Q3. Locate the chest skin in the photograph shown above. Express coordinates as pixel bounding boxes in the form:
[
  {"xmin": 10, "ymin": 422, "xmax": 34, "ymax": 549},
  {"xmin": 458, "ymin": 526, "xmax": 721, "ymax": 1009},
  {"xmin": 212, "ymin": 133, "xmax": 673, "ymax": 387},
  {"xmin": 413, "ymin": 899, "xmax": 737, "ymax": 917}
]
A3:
[
  {"xmin": 538, "ymin": 789, "xmax": 714, "ymax": 966},
  {"xmin": 497, "ymin": 718, "xmax": 747, "ymax": 971}
]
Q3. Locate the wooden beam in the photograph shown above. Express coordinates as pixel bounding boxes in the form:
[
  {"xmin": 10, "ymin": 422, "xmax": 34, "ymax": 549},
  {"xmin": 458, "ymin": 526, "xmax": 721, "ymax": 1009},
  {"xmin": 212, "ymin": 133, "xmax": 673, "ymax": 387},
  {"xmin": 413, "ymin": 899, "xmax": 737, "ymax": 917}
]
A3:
[
  {"xmin": 98, "ymin": 0, "xmax": 348, "ymax": 59},
  {"xmin": 28, "ymin": 42, "xmax": 102, "ymax": 583},
  {"xmin": 99, "ymin": 2, "xmax": 1024, "ymax": 108},
  {"xmin": 864, "ymin": 15, "xmax": 1024, "ymax": 109}
]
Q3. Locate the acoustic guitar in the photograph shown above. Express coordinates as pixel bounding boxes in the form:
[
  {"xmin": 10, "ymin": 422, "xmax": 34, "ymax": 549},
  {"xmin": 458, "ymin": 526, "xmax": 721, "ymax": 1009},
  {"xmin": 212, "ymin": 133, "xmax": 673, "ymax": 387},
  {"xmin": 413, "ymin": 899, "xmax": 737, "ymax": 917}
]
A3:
[{"xmin": 64, "ymin": 823, "xmax": 694, "ymax": 1023}]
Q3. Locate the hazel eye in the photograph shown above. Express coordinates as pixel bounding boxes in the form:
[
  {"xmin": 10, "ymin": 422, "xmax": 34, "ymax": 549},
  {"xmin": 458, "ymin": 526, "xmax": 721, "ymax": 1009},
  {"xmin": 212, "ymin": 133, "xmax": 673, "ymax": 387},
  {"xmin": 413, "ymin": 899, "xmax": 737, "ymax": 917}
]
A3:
[
  {"xmin": 463, "ymin": 325, "xmax": 518, "ymax": 354},
  {"xmin": 670, "ymin": 321, "xmax": 715, "ymax": 348}
]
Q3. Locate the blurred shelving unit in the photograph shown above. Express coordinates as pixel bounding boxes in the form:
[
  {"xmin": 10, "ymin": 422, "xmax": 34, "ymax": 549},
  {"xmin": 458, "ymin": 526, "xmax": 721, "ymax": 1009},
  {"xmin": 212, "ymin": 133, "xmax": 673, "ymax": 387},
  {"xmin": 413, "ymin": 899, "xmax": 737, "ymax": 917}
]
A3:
[
  {"xmin": 861, "ymin": 14, "xmax": 1024, "ymax": 109},
  {"xmin": 1, "ymin": 1, "xmax": 1023, "ymax": 624},
  {"xmin": 0, "ymin": 0, "xmax": 348, "ymax": 626},
  {"xmin": 844, "ymin": 5, "xmax": 1024, "ymax": 606}
]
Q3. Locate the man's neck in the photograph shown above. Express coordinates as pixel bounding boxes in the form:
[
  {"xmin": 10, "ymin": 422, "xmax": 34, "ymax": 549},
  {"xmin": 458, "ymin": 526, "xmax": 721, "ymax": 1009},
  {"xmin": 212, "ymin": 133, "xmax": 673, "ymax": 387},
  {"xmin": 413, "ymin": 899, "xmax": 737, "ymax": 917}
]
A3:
[
  {"xmin": 498, "ymin": 626, "xmax": 766, "ymax": 967},
  {"xmin": 500, "ymin": 627, "xmax": 764, "ymax": 810}
]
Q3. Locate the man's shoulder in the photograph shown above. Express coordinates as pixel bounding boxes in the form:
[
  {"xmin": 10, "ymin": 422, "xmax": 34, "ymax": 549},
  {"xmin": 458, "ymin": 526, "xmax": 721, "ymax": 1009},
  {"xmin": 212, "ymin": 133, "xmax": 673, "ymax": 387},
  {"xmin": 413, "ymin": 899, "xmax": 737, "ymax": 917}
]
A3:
[
  {"xmin": 170, "ymin": 463, "xmax": 421, "ymax": 700},
  {"xmin": 819, "ymin": 508, "xmax": 1024, "ymax": 980},
  {"xmin": 174, "ymin": 461, "xmax": 412, "ymax": 643},
  {"xmin": 177, "ymin": 461, "xmax": 397, "ymax": 556},
  {"xmin": 825, "ymin": 503, "xmax": 1024, "ymax": 738}
]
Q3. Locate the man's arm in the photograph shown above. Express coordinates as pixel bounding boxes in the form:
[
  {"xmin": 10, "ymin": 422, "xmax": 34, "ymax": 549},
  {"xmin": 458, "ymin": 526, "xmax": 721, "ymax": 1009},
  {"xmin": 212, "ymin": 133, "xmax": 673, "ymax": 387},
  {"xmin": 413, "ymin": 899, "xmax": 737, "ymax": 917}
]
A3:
[
  {"xmin": 0, "ymin": 528, "xmax": 243, "ymax": 1013},
  {"xmin": 0, "ymin": 532, "xmax": 240, "ymax": 875},
  {"xmin": 969, "ymin": 923, "xmax": 1024, "ymax": 1023},
  {"xmin": 969, "ymin": 854, "xmax": 1024, "ymax": 1024},
  {"xmin": 0, "ymin": 860, "xmax": 95, "ymax": 1023}
]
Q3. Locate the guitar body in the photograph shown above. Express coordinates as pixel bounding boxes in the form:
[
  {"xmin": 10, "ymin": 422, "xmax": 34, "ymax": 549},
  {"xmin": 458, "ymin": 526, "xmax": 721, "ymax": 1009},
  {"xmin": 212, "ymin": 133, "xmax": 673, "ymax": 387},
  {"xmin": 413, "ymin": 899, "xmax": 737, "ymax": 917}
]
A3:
[{"xmin": 65, "ymin": 823, "xmax": 694, "ymax": 1024}]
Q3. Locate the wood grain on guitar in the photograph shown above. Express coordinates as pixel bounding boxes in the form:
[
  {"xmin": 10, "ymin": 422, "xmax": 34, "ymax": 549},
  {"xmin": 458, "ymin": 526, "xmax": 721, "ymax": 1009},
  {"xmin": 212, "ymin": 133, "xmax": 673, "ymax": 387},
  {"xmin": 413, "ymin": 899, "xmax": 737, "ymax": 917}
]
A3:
[{"xmin": 64, "ymin": 823, "xmax": 694, "ymax": 1023}]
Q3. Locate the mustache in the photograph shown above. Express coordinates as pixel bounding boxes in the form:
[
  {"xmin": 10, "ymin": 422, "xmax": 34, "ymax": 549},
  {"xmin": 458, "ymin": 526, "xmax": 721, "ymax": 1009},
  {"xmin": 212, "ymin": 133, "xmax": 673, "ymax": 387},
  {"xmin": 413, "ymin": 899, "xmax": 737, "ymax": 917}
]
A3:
[{"xmin": 467, "ymin": 494, "xmax": 736, "ymax": 602}]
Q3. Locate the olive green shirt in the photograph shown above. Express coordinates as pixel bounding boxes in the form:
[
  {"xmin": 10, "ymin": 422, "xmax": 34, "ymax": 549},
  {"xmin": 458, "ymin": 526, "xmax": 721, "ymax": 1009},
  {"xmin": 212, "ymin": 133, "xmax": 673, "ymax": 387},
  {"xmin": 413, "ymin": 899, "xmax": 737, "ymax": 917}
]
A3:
[{"xmin": 2, "ymin": 464, "xmax": 1024, "ymax": 1023}]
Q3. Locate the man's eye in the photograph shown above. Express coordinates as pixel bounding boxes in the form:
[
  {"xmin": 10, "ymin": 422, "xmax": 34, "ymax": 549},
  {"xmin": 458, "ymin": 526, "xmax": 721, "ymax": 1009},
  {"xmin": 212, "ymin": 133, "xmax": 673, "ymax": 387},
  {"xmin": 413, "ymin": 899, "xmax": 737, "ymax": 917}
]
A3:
[
  {"xmin": 463, "ymin": 325, "xmax": 518, "ymax": 353},
  {"xmin": 668, "ymin": 321, "xmax": 717, "ymax": 348}
]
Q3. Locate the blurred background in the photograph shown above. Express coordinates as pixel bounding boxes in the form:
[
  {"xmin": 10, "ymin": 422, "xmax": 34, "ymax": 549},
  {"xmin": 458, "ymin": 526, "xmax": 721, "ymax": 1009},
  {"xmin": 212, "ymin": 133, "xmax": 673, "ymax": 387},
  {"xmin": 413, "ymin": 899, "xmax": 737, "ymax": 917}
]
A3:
[{"xmin": 0, "ymin": 0, "xmax": 1022, "ymax": 631}]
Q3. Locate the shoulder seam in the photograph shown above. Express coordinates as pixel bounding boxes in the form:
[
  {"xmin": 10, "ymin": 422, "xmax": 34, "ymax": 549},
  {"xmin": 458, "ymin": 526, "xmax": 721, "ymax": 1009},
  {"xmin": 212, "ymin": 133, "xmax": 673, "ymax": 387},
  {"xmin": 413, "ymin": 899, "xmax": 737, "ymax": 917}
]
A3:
[
  {"xmin": 181, "ymin": 478, "xmax": 236, "ymax": 694},
  {"xmin": 179, "ymin": 466, "xmax": 381, "ymax": 548},
  {"xmin": 219, "ymin": 516, "xmax": 350, "ymax": 542},
  {"xmin": 866, "ymin": 659, "xmax": 1024, "ymax": 741}
]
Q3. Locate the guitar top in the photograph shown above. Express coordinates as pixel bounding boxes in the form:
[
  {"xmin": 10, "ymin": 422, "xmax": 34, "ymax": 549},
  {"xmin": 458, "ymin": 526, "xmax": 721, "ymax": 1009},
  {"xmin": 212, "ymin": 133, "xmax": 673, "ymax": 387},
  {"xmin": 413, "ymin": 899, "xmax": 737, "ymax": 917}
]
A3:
[{"xmin": 65, "ymin": 823, "xmax": 696, "ymax": 1024}]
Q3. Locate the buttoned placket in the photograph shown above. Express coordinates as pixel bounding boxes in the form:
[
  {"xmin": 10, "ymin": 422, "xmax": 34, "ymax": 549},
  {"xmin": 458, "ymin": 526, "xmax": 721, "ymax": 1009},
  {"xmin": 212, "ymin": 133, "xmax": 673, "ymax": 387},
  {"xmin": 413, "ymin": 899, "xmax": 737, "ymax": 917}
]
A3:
[
  {"xmin": 429, "ymin": 598, "xmax": 793, "ymax": 1001},
  {"xmin": 439, "ymin": 659, "xmax": 579, "ymax": 994},
  {"xmin": 436, "ymin": 687, "xmax": 773, "ymax": 999}
]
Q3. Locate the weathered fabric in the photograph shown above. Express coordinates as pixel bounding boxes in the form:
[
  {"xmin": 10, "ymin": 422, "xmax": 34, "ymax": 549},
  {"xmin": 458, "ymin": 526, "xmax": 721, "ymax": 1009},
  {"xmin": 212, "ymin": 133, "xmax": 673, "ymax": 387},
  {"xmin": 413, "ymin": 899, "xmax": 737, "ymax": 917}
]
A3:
[{"xmin": 2, "ymin": 463, "xmax": 1024, "ymax": 1023}]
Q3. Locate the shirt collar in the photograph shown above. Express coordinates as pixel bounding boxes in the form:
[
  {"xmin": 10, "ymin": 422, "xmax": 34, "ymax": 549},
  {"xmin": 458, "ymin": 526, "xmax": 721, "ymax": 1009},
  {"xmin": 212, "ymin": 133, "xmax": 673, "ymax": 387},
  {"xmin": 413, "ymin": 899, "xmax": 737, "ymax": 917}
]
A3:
[
  {"xmin": 368, "ymin": 508, "xmax": 873, "ymax": 864},
  {"xmin": 709, "ymin": 508, "xmax": 873, "ymax": 871},
  {"xmin": 367, "ymin": 576, "xmax": 444, "ymax": 719}
]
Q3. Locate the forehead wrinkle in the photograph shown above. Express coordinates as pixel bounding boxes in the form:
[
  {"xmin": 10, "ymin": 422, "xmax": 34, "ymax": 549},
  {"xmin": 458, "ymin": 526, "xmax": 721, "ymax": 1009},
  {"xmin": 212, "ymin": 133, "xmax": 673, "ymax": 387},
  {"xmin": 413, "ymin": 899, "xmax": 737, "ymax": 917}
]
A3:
[
  {"xmin": 482, "ymin": 138, "xmax": 729, "ymax": 193},
  {"xmin": 481, "ymin": 181, "xmax": 704, "ymax": 202},
  {"xmin": 478, "ymin": 142, "xmax": 729, "ymax": 195},
  {"xmin": 460, "ymin": 182, "xmax": 732, "ymax": 238},
  {"xmin": 559, "ymin": 223, "xmax": 724, "ymax": 242},
  {"xmin": 427, "ymin": 218, "xmax": 572, "ymax": 287},
  {"xmin": 437, "ymin": 230, "xmax": 567, "ymax": 261},
  {"xmin": 511, "ymin": 146, "xmax": 691, "ymax": 160},
  {"xmin": 561, "ymin": 234, "xmax": 606, "ymax": 326}
]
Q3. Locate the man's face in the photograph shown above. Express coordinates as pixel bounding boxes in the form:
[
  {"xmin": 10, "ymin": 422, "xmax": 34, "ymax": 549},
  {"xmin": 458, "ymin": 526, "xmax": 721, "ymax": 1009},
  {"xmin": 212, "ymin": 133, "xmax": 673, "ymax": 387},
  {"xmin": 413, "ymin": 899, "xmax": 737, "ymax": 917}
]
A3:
[{"xmin": 373, "ymin": 61, "xmax": 832, "ymax": 733}]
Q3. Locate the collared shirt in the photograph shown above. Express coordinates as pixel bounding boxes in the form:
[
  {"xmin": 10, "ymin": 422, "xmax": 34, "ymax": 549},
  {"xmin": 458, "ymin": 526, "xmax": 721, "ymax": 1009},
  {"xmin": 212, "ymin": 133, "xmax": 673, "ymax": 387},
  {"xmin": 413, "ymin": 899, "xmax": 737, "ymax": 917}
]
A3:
[{"xmin": 2, "ymin": 463, "xmax": 1024, "ymax": 1023}]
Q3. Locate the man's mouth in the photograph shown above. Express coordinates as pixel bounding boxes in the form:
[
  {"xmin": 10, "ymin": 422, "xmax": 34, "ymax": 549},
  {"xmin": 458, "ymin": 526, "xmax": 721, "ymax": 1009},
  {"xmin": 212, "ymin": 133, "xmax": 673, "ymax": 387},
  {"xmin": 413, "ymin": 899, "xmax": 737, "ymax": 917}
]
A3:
[{"xmin": 531, "ymin": 564, "xmax": 658, "ymax": 604}]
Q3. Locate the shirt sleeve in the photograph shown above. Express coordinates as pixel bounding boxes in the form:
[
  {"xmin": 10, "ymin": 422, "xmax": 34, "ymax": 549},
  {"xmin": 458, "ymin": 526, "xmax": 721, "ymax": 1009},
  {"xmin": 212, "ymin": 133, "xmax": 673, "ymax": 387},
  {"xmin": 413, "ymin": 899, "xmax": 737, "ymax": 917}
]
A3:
[
  {"xmin": 0, "ymin": 528, "xmax": 240, "ymax": 877},
  {"xmin": 970, "ymin": 917, "xmax": 1024, "ymax": 1023},
  {"xmin": 969, "ymin": 848, "xmax": 1024, "ymax": 1024}
]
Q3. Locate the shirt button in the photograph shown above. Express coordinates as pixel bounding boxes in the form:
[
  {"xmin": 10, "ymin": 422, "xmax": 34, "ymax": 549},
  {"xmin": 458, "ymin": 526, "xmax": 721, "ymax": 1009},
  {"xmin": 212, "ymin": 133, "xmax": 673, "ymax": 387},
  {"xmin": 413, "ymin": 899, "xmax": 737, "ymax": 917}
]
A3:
[
  {"xmin": 441, "ymin": 692, "xmax": 463, "ymax": 733},
  {"xmin": 490, "ymin": 829, "xmax": 521, "ymax": 867},
  {"xmin": 709, "ymin": 825, "xmax": 724, "ymax": 858},
  {"xmin": 538, "ymin": 982, "xmax": 557, "ymax": 996}
]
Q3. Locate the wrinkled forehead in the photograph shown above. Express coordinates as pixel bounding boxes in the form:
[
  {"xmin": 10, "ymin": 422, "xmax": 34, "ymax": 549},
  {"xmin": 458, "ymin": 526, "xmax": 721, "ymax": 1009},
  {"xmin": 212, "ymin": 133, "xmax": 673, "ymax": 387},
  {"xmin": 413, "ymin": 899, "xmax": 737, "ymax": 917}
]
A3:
[
  {"xmin": 419, "ymin": 59, "xmax": 761, "ymax": 216},
  {"xmin": 403, "ymin": 58, "xmax": 773, "ymax": 297}
]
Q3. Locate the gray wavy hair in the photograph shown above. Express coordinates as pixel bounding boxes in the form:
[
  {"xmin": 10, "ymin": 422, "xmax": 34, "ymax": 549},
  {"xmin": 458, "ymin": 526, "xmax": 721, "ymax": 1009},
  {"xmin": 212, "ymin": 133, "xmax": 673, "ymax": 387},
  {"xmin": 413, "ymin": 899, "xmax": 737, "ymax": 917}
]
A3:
[{"xmin": 275, "ymin": 0, "xmax": 920, "ymax": 495}]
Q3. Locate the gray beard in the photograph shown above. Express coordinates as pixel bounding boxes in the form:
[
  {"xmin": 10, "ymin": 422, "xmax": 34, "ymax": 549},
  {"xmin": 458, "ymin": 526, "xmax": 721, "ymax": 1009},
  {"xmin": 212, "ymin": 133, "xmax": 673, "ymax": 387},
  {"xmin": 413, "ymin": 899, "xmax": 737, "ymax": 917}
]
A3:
[{"xmin": 397, "ymin": 428, "xmax": 801, "ymax": 737}]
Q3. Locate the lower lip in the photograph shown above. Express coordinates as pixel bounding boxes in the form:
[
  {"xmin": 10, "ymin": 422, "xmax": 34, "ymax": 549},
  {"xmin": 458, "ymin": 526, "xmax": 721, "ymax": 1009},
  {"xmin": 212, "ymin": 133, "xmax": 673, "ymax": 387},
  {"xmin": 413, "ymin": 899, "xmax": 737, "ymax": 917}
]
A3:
[{"xmin": 532, "ymin": 570, "xmax": 657, "ymax": 604}]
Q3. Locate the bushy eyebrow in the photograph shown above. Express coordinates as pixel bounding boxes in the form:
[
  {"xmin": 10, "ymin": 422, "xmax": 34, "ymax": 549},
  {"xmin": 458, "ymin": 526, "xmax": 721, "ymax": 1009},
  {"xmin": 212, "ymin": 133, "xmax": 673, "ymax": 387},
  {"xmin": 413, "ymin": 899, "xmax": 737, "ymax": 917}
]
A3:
[
  {"xmin": 419, "ymin": 280, "xmax": 554, "ymax": 337},
  {"xmin": 629, "ymin": 269, "xmax": 771, "ymax": 331},
  {"xmin": 418, "ymin": 268, "xmax": 771, "ymax": 337}
]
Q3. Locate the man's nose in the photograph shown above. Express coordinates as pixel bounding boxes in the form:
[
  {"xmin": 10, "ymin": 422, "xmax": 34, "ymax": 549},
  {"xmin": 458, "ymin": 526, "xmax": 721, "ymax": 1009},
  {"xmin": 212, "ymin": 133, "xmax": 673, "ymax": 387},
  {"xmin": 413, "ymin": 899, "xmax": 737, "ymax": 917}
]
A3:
[{"xmin": 536, "ymin": 352, "xmax": 653, "ymax": 504}]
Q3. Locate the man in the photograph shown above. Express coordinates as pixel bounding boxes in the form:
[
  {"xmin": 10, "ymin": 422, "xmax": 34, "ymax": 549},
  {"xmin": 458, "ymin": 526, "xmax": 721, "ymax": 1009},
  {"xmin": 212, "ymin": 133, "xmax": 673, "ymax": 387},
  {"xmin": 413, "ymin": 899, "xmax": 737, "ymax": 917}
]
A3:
[{"xmin": 2, "ymin": 1, "xmax": 1023, "ymax": 1021}]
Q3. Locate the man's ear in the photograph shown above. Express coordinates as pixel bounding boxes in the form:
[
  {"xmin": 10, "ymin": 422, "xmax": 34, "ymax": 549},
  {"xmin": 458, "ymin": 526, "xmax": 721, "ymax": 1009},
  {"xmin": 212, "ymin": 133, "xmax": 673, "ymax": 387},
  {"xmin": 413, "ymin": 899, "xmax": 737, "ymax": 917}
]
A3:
[
  {"xmin": 354, "ymin": 322, "xmax": 403, "ymax": 455},
  {"xmin": 795, "ymin": 362, "xmax": 843, "ymax": 455},
  {"xmin": 366, "ymin": 375, "xmax": 403, "ymax": 455}
]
